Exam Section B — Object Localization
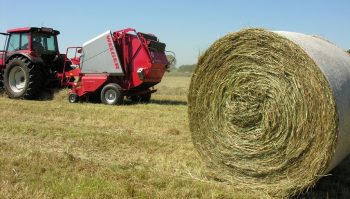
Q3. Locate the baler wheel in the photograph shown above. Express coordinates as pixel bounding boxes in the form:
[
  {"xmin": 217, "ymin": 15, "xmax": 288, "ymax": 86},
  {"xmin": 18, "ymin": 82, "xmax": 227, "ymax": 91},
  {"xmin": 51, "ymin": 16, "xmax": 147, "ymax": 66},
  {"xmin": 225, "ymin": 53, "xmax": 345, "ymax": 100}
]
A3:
[
  {"xmin": 100, "ymin": 83, "xmax": 123, "ymax": 105},
  {"xmin": 3, "ymin": 56, "xmax": 43, "ymax": 99},
  {"xmin": 68, "ymin": 93, "xmax": 79, "ymax": 103}
]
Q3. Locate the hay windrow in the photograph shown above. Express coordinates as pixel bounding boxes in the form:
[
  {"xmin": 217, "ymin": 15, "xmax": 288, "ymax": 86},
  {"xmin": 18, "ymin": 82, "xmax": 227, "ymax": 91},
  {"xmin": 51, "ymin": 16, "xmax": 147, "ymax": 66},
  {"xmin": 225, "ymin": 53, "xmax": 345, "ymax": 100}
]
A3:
[{"xmin": 188, "ymin": 29, "xmax": 337, "ymax": 198}]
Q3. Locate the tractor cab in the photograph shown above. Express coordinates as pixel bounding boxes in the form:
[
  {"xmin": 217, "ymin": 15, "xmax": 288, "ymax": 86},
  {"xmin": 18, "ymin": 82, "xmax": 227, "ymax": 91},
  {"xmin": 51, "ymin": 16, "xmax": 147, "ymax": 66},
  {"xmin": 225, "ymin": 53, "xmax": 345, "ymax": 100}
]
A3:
[
  {"xmin": 1, "ymin": 27, "xmax": 60, "ymax": 57},
  {"xmin": 1, "ymin": 27, "xmax": 60, "ymax": 68}
]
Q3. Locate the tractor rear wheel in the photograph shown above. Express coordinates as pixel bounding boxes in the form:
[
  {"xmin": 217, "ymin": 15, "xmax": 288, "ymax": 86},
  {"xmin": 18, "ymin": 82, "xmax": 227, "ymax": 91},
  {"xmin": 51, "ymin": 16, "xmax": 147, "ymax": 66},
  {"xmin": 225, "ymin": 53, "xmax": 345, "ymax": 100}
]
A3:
[
  {"xmin": 100, "ymin": 83, "xmax": 123, "ymax": 105},
  {"xmin": 3, "ymin": 56, "xmax": 43, "ymax": 99}
]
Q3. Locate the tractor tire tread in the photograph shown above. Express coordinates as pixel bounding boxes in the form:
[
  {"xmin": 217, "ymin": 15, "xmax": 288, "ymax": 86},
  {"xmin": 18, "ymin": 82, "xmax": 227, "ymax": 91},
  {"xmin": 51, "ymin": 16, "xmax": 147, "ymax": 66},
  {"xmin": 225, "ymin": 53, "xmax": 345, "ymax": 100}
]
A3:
[{"xmin": 3, "ymin": 56, "xmax": 43, "ymax": 99}]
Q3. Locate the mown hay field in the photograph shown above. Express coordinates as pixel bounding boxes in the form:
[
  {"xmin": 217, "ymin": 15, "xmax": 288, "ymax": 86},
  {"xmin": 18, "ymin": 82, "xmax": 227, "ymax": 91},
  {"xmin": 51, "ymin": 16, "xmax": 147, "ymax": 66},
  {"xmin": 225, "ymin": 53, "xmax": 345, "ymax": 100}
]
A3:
[{"xmin": 0, "ymin": 74, "xmax": 349, "ymax": 199}]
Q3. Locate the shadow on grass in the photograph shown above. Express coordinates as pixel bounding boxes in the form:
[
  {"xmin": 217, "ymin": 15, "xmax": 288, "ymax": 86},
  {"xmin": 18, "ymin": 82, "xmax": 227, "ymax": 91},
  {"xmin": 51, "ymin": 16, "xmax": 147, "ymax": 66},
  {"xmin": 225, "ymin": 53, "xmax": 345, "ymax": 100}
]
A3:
[
  {"xmin": 294, "ymin": 155, "xmax": 350, "ymax": 199},
  {"xmin": 37, "ymin": 89, "xmax": 61, "ymax": 100},
  {"xmin": 0, "ymin": 87, "xmax": 188, "ymax": 106},
  {"xmin": 0, "ymin": 87, "xmax": 61, "ymax": 101},
  {"xmin": 121, "ymin": 99, "xmax": 187, "ymax": 106},
  {"xmin": 149, "ymin": 99, "xmax": 187, "ymax": 105}
]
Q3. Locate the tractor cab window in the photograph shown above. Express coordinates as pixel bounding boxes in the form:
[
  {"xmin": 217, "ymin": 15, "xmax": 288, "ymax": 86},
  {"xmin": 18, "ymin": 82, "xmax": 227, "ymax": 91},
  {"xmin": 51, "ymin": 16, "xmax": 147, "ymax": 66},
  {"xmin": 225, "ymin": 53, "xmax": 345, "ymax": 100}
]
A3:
[
  {"xmin": 7, "ymin": 33, "xmax": 20, "ymax": 51},
  {"xmin": 21, "ymin": 33, "xmax": 28, "ymax": 49},
  {"xmin": 31, "ymin": 33, "xmax": 57, "ymax": 53},
  {"xmin": 7, "ymin": 33, "xmax": 29, "ymax": 51}
]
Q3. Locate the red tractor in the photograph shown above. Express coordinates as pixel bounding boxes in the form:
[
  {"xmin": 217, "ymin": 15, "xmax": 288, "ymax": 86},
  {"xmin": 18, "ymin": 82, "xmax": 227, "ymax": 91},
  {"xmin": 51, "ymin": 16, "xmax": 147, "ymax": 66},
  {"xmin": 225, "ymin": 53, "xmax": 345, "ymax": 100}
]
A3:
[
  {"xmin": 0, "ymin": 27, "xmax": 171, "ymax": 104},
  {"xmin": 0, "ymin": 27, "xmax": 63, "ymax": 99}
]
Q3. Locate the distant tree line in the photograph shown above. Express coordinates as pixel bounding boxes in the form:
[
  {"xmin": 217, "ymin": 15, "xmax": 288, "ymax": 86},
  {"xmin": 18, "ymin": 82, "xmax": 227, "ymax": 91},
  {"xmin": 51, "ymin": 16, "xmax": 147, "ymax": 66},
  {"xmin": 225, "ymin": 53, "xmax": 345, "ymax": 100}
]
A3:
[
  {"xmin": 347, "ymin": 49, "xmax": 350, "ymax": 54},
  {"xmin": 166, "ymin": 54, "xmax": 196, "ymax": 73},
  {"xmin": 177, "ymin": 64, "xmax": 196, "ymax": 73},
  {"xmin": 168, "ymin": 63, "xmax": 196, "ymax": 74}
]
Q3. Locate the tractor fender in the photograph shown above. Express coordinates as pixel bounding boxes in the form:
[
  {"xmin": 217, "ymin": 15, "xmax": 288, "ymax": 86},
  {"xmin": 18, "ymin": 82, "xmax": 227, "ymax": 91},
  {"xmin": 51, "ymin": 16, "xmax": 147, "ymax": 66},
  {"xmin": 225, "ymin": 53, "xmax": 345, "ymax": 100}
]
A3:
[{"xmin": 5, "ymin": 52, "xmax": 44, "ymax": 65}]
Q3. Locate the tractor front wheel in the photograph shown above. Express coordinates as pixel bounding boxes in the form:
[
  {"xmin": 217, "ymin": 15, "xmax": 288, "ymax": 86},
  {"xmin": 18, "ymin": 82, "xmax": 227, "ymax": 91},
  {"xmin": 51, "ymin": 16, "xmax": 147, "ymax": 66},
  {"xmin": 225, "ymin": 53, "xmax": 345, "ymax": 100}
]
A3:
[
  {"xmin": 3, "ymin": 56, "xmax": 43, "ymax": 99},
  {"xmin": 100, "ymin": 83, "xmax": 123, "ymax": 105}
]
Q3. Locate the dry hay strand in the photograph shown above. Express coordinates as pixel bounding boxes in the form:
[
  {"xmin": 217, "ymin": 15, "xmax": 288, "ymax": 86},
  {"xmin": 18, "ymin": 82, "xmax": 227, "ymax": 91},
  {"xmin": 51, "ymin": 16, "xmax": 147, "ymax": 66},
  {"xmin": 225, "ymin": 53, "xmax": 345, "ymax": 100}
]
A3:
[{"xmin": 188, "ymin": 29, "xmax": 337, "ymax": 198}]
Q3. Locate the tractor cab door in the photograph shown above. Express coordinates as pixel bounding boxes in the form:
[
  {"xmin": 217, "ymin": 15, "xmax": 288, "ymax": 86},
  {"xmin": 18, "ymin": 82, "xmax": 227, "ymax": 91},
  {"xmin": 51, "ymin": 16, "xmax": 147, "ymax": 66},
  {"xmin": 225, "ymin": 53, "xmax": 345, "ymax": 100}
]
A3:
[
  {"xmin": 30, "ymin": 31, "xmax": 59, "ymax": 65},
  {"xmin": 0, "ymin": 32, "xmax": 29, "ymax": 68},
  {"xmin": 4, "ymin": 32, "xmax": 29, "ymax": 54},
  {"xmin": 31, "ymin": 32, "xmax": 58, "ymax": 54},
  {"xmin": 0, "ymin": 32, "xmax": 9, "ymax": 68}
]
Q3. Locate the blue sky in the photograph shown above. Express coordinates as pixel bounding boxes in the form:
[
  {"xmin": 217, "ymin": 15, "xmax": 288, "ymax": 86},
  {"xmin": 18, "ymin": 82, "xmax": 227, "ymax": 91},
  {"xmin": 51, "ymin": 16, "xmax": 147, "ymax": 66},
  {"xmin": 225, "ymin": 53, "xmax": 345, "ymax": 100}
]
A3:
[{"xmin": 0, "ymin": 0, "xmax": 349, "ymax": 66}]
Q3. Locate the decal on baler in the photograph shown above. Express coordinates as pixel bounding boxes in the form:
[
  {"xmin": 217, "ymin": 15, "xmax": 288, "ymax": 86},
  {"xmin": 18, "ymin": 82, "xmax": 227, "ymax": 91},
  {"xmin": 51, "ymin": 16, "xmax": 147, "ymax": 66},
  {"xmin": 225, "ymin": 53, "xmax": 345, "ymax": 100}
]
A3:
[{"xmin": 106, "ymin": 35, "xmax": 119, "ymax": 69}]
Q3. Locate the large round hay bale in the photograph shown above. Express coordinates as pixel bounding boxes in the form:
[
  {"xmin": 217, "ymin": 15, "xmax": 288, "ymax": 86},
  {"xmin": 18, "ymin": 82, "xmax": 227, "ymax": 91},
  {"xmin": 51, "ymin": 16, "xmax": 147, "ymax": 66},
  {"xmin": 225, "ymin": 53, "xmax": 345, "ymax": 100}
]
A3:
[{"xmin": 188, "ymin": 29, "xmax": 350, "ymax": 198}]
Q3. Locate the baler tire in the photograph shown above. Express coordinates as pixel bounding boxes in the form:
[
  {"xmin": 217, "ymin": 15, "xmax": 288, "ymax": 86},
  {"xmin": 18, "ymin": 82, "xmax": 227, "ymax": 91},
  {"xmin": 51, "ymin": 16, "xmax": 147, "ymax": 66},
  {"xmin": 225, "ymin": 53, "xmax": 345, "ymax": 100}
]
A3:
[
  {"xmin": 3, "ymin": 56, "xmax": 43, "ymax": 99},
  {"xmin": 68, "ymin": 93, "xmax": 79, "ymax": 103},
  {"xmin": 100, "ymin": 83, "xmax": 123, "ymax": 105}
]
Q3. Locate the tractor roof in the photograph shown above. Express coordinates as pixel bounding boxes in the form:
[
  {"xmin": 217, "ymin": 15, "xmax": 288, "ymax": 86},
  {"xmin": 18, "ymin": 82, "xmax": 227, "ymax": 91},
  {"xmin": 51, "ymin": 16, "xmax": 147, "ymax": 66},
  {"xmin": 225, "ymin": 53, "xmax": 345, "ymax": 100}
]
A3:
[{"xmin": 7, "ymin": 27, "xmax": 60, "ymax": 35}]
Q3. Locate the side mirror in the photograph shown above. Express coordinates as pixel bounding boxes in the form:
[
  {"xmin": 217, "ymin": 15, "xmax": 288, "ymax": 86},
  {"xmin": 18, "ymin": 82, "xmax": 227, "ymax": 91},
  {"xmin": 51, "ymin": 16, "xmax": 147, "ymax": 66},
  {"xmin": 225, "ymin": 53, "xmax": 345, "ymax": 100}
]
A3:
[{"xmin": 77, "ymin": 48, "xmax": 82, "ymax": 53}]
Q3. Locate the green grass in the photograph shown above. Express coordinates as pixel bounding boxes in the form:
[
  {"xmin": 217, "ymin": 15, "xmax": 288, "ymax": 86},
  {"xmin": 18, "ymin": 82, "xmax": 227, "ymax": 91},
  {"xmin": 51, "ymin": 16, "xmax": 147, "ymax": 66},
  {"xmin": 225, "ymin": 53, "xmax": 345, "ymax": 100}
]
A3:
[{"xmin": 0, "ymin": 75, "xmax": 349, "ymax": 199}]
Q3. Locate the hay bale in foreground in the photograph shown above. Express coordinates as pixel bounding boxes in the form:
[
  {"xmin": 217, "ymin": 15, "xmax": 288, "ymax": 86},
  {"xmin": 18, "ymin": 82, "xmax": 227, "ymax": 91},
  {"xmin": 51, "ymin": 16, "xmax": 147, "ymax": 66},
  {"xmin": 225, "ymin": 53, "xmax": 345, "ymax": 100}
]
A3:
[{"xmin": 188, "ymin": 29, "xmax": 350, "ymax": 198}]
